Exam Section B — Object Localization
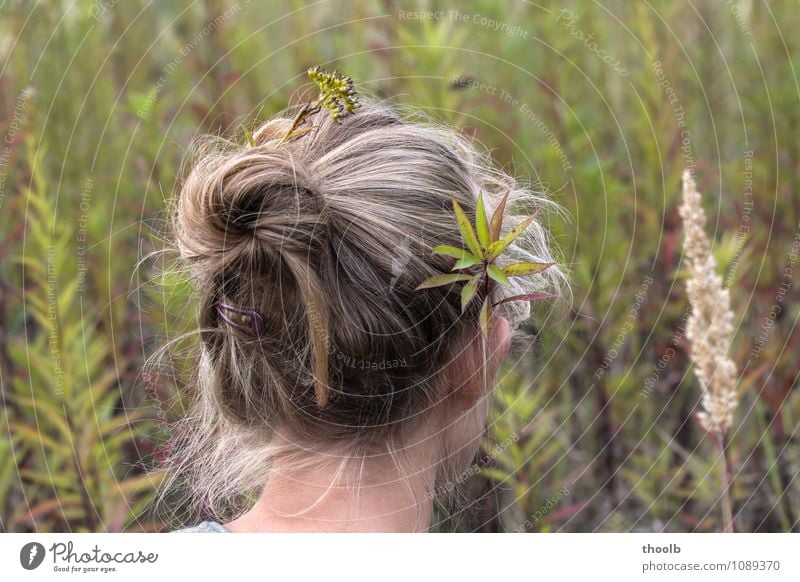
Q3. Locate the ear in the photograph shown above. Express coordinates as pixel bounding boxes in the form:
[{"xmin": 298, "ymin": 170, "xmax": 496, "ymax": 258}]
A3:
[
  {"xmin": 444, "ymin": 316, "xmax": 511, "ymax": 408},
  {"xmin": 487, "ymin": 316, "xmax": 511, "ymax": 380}
]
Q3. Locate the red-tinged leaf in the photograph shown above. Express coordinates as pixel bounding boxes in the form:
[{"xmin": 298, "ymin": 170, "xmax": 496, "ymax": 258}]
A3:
[
  {"xmin": 503, "ymin": 261, "xmax": 554, "ymax": 277},
  {"xmin": 487, "ymin": 210, "xmax": 540, "ymax": 260},
  {"xmin": 489, "ymin": 191, "xmax": 509, "ymax": 243},
  {"xmin": 222, "ymin": 71, "xmax": 243, "ymax": 87},
  {"xmin": 492, "ymin": 293, "xmax": 557, "ymax": 307},
  {"xmin": 487, "ymin": 264, "xmax": 510, "ymax": 285},
  {"xmin": 479, "ymin": 296, "xmax": 491, "ymax": 336},
  {"xmin": 13, "ymin": 496, "xmax": 81, "ymax": 526},
  {"xmin": 542, "ymin": 500, "xmax": 589, "ymax": 524},
  {"xmin": 461, "ymin": 273, "xmax": 483, "ymax": 312},
  {"xmin": 415, "ymin": 273, "xmax": 473, "ymax": 290},
  {"xmin": 433, "ymin": 245, "xmax": 479, "ymax": 262},
  {"xmin": 452, "ymin": 198, "xmax": 483, "ymax": 258},
  {"xmin": 679, "ymin": 512, "xmax": 704, "ymax": 529},
  {"xmin": 475, "ymin": 192, "xmax": 490, "ymax": 249}
]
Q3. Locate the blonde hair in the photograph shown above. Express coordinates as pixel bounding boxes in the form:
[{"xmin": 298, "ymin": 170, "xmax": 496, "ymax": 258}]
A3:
[{"xmin": 159, "ymin": 98, "xmax": 565, "ymax": 523}]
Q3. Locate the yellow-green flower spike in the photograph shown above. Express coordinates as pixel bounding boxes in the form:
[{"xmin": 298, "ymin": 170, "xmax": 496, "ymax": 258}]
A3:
[
  {"xmin": 307, "ymin": 66, "xmax": 360, "ymax": 123},
  {"xmin": 276, "ymin": 66, "xmax": 360, "ymax": 145}
]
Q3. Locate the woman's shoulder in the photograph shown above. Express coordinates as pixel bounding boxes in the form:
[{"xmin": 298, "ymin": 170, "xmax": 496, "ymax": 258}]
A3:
[{"xmin": 172, "ymin": 520, "xmax": 228, "ymax": 533}]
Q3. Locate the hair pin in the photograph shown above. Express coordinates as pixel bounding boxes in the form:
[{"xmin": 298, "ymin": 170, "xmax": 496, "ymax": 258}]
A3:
[{"xmin": 215, "ymin": 301, "xmax": 265, "ymax": 335}]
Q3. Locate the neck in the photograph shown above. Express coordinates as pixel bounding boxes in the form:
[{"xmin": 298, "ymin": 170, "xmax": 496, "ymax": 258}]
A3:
[{"xmin": 225, "ymin": 429, "xmax": 440, "ymax": 532}]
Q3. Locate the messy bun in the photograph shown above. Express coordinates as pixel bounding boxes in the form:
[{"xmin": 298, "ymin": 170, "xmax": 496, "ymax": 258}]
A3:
[{"xmin": 161, "ymin": 99, "xmax": 565, "ymax": 521}]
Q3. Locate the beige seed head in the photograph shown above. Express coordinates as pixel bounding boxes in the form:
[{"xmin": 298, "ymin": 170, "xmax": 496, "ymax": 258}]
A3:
[{"xmin": 679, "ymin": 169, "xmax": 739, "ymax": 435}]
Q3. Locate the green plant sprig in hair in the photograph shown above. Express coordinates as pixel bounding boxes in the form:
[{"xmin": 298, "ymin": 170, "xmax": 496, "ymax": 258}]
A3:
[
  {"xmin": 416, "ymin": 192, "xmax": 555, "ymax": 336},
  {"xmin": 277, "ymin": 66, "xmax": 360, "ymax": 145}
]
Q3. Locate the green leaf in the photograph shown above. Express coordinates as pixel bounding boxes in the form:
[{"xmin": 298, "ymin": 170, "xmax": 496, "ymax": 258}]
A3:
[
  {"xmin": 19, "ymin": 469, "xmax": 76, "ymax": 491},
  {"xmin": 115, "ymin": 472, "xmax": 165, "ymax": 496},
  {"xmin": 415, "ymin": 273, "xmax": 473, "ymax": 290},
  {"xmin": 461, "ymin": 273, "xmax": 483, "ymax": 312},
  {"xmin": 9, "ymin": 423, "xmax": 72, "ymax": 456},
  {"xmin": 241, "ymin": 125, "xmax": 256, "ymax": 146},
  {"xmin": 490, "ymin": 191, "xmax": 509, "ymax": 243},
  {"xmin": 480, "ymin": 296, "xmax": 491, "ymax": 336},
  {"xmin": 452, "ymin": 198, "xmax": 483, "ymax": 258},
  {"xmin": 12, "ymin": 395, "xmax": 71, "ymax": 441},
  {"xmin": 475, "ymin": 192, "xmax": 490, "ymax": 249},
  {"xmin": 502, "ymin": 262, "xmax": 554, "ymax": 277},
  {"xmin": 487, "ymin": 210, "xmax": 540, "ymax": 260},
  {"xmin": 452, "ymin": 256, "xmax": 482, "ymax": 270},
  {"xmin": 433, "ymin": 245, "xmax": 480, "ymax": 263},
  {"xmin": 487, "ymin": 264, "xmax": 510, "ymax": 285}
]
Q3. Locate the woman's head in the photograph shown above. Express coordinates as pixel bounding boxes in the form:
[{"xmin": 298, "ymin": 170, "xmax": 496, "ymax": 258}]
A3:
[{"xmin": 164, "ymin": 99, "xmax": 563, "ymax": 520}]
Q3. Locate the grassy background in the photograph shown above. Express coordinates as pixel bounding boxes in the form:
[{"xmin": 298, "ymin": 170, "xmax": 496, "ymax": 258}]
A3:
[{"xmin": 0, "ymin": 0, "xmax": 798, "ymax": 532}]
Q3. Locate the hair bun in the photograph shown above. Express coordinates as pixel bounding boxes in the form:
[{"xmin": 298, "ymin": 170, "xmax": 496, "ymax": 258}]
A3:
[{"xmin": 176, "ymin": 140, "xmax": 326, "ymax": 273}]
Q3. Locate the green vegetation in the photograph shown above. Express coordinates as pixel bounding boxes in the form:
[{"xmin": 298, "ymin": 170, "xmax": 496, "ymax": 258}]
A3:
[
  {"xmin": 1, "ymin": 0, "xmax": 797, "ymax": 532},
  {"xmin": 416, "ymin": 192, "xmax": 554, "ymax": 336}
]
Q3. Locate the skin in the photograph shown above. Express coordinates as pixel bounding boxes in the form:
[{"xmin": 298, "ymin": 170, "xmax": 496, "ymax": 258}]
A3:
[{"xmin": 225, "ymin": 317, "xmax": 511, "ymax": 532}]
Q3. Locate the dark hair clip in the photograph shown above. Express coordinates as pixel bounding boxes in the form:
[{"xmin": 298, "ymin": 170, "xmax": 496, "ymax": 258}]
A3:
[{"xmin": 214, "ymin": 301, "xmax": 265, "ymax": 335}]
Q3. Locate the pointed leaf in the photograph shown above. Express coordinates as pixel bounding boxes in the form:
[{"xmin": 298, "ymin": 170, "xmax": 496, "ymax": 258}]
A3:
[
  {"xmin": 503, "ymin": 262, "xmax": 554, "ymax": 277},
  {"xmin": 433, "ymin": 245, "xmax": 479, "ymax": 262},
  {"xmin": 487, "ymin": 210, "xmax": 540, "ymax": 260},
  {"xmin": 9, "ymin": 423, "xmax": 72, "ymax": 455},
  {"xmin": 487, "ymin": 264, "xmax": 510, "ymax": 286},
  {"xmin": 452, "ymin": 256, "xmax": 482, "ymax": 270},
  {"xmin": 490, "ymin": 191, "xmax": 509, "ymax": 243},
  {"xmin": 415, "ymin": 273, "xmax": 473, "ymax": 290},
  {"xmin": 461, "ymin": 273, "xmax": 483, "ymax": 312},
  {"xmin": 480, "ymin": 296, "xmax": 492, "ymax": 336},
  {"xmin": 492, "ymin": 293, "xmax": 557, "ymax": 307},
  {"xmin": 241, "ymin": 125, "xmax": 256, "ymax": 146},
  {"xmin": 115, "ymin": 472, "xmax": 165, "ymax": 496},
  {"xmin": 13, "ymin": 496, "xmax": 82, "ymax": 526},
  {"xmin": 452, "ymin": 198, "xmax": 483, "ymax": 258},
  {"xmin": 288, "ymin": 126, "xmax": 315, "ymax": 140},
  {"xmin": 475, "ymin": 192, "xmax": 490, "ymax": 249}
]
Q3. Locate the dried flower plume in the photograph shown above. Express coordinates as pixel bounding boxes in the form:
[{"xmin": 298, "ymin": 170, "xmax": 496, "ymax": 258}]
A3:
[{"xmin": 679, "ymin": 169, "xmax": 739, "ymax": 435}]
